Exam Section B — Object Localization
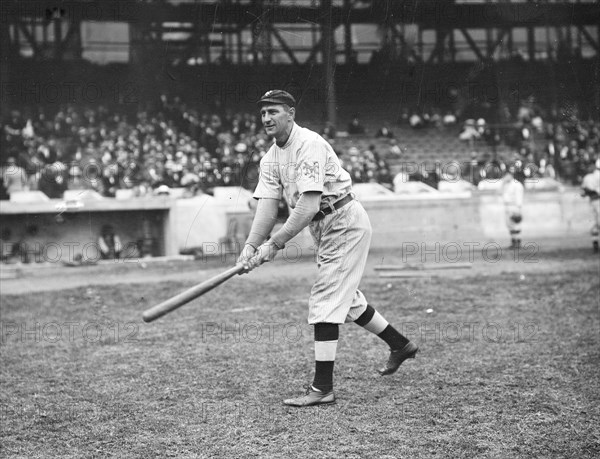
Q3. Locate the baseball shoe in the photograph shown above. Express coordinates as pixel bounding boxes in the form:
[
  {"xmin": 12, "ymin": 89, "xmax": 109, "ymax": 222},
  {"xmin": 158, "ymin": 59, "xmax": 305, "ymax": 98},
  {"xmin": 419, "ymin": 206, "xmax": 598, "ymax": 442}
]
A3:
[
  {"xmin": 378, "ymin": 341, "xmax": 419, "ymax": 376},
  {"xmin": 283, "ymin": 386, "xmax": 336, "ymax": 407}
]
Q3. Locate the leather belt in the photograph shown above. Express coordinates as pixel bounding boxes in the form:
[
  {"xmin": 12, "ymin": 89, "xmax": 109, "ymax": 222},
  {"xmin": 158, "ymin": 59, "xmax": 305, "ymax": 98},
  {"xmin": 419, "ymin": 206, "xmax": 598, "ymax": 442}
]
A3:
[{"xmin": 312, "ymin": 194, "xmax": 354, "ymax": 221}]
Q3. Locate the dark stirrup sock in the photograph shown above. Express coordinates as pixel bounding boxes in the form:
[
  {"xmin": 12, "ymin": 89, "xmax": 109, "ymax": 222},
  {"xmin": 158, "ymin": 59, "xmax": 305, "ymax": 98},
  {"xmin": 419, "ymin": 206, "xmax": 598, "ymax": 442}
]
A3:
[
  {"xmin": 355, "ymin": 304, "xmax": 409, "ymax": 350},
  {"xmin": 312, "ymin": 323, "xmax": 339, "ymax": 392},
  {"xmin": 378, "ymin": 325, "xmax": 409, "ymax": 350}
]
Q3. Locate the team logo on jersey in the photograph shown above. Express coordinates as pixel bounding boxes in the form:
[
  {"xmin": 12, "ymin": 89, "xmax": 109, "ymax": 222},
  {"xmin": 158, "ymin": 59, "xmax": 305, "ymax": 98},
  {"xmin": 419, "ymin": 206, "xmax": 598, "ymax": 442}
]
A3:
[{"xmin": 299, "ymin": 161, "xmax": 319, "ymax": 181}]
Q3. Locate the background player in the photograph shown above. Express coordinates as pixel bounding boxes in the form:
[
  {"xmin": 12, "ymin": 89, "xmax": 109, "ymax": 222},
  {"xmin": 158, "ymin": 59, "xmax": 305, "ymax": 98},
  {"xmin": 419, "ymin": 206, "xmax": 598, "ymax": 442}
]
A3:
[
  {"xmin": 501, "ymin": 165, "xmax": 525, "ymax": 250},
  {"xmin": 581, "ymin": 159, "xmax": 600, "ymax": 253},
  {"xmin": 238, "ymin": 90, "xmax": 418, "ymax": 407}
]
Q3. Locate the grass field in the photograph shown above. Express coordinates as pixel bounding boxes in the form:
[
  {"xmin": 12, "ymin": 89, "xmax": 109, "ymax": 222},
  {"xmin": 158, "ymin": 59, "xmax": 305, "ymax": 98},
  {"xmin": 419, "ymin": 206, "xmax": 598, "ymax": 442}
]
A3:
[{"xmin": 1, "ymin": 248, "xmax": 599, "ymax": 458}]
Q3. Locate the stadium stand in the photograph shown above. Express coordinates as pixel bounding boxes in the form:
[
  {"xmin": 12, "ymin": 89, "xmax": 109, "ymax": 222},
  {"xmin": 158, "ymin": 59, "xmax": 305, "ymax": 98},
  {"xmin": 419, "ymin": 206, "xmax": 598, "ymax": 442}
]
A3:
[{"xmin": 1, "ymin": 92, "xmax": 598, "ymax": 200}]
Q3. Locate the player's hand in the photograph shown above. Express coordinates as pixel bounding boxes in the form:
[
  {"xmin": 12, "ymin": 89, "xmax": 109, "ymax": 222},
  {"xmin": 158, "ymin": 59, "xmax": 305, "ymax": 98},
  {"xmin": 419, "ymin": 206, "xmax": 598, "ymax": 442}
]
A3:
[
  {"xmin": 247, "ymin": 241, "xmax": 279, "ymax": 270},
  {"xmin": 237, "ymin": 244, "xmax": 257, "ymax": 274}
]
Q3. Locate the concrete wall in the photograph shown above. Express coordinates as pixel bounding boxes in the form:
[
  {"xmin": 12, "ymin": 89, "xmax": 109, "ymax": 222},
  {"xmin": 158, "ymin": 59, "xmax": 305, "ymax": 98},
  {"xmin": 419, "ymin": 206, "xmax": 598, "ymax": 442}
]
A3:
[
  {"xmin": 189, "ymin": 188, "xmax": 594, "ymax": 258},
  {"xmin": 282, "ymin": 188, "xmax": 593, "ymax": 256},
  {"xmin": 2, "ymin": 187, "xmax": 594, "ymax": 264},
  {"xmin": 171, "ymin": 187, "xmax": 254, "ymax": 254},
  {"xmin": 363, "ymin": 188, "xmax": 592, "ymax": 249}
]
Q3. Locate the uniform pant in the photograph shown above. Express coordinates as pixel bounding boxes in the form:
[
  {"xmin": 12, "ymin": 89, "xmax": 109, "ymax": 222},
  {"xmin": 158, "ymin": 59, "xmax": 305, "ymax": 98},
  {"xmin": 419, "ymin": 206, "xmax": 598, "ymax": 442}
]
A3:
[
  {"xmin": 590, "ymin": 199, "xmax": 599, "ymax": 238},
  {"xmin": 505, "ymin": 205, "xmax": 522, "ymax": 236},
  {"xmin": 307, "ymin": 199, "xmax": 371, "ymax": 324}
]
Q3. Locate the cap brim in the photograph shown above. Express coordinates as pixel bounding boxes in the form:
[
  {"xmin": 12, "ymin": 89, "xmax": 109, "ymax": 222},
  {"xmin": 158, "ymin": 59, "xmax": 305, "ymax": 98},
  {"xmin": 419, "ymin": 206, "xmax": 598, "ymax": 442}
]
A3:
[{"xmin": 256, "ymin": 98, "xmax": 294, "ymax": 106}]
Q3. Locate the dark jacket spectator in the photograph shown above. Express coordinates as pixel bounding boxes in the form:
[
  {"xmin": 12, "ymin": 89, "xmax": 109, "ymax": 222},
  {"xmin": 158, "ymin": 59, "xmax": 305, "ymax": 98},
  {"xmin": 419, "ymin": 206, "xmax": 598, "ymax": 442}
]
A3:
[
  {"xmin": 348, "ymin": 116, "xmax": 366, "ymax": 135},
  {"xmin": 98, "ymin": 225, "xmax": 122, "ymax": 260}
]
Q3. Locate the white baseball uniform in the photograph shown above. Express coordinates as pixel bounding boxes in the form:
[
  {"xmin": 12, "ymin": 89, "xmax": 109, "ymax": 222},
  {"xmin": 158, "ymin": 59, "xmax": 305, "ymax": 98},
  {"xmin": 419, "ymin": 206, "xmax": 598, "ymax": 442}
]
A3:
[
  {"xmin": 253, "ymin": 123, "xmax": 371, "ymax": 324},
  {"xmin": 502, "ymin": 177, "xmax": 524, "ymax": 234},
  {"xmin": 581, "ymin": 168, "xmax": 600, "ymax": 237}
]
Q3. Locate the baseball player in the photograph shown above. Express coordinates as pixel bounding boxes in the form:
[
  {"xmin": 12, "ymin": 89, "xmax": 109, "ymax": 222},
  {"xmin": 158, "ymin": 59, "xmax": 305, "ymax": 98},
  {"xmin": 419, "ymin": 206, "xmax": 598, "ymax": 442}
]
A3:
[
  {"xmin": 501, "ymin": 165, "xmax": 525, "ymax": 250},
  {"xmin": 581, "ymin": 159, "xmax": 600, "ymax": 253},
  {"xmin": 238, "ymin": 90, "xmax": 418, "ymax": 407}
]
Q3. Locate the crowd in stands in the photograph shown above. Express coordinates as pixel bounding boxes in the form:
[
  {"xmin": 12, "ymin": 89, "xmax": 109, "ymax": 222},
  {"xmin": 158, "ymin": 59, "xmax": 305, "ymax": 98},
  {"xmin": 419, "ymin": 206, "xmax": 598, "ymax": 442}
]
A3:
[
  {"xmin": 450, "ymin": 96, "xmax": 599, "ymax": 187},
  {"xmin": 1, "ymin": 94, "xmax": 598, "ymax": 201},
  {"xmin": 0, "ymin": 96, "xmax": 401, "ymax": 199},
  {"xmin": 1, "ymin": 97, "xmax": 269, "ymax": 199}
]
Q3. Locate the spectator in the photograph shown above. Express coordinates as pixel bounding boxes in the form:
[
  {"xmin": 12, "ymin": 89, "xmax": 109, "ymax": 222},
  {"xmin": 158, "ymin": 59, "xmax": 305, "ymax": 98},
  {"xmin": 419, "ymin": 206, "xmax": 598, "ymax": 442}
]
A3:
[
  {"xmin": 392, "ymin": 170, "xmax": 410, "ymax": 193},
  {"xmin": 459, "ymin": 119, "xmax": 480, "ymax": 142},
  {"xmin": 463, "ymin": 152, "xmax": 484, "ymax": 186},
  {"xmin": 375, "ymin": 123, "xmax": 394, "ymax": 139},
  {"xmin": 26, "ymin": 153, "xmax": 45, "ymax": 192},
  {"xmin": 3, "ymin": 110, "xmax": 27, "ymax": 148},
  {"xmin": 1, "ymin": 157, "xmax": 28, "ymax": 198},
  {"xmin": 408, "ymin": 112, "xmax": 424, "ymax": 129},
  {"xmin": 17, "ymin": 225, "xmax": 45, "ymax": 264},
  {"xmin": 98, "ymin": 224, "xmax": 122, "ymax": 260},
  {"xmin": 442, "ymin": 112, "xmax": 457, "ymax": 126},
  {"xmin": 68, "ymin": 165, "xmax": 86, "ymax": 191},
  {"xmin": 438, "ymin": 161, "xmax": 475, "ymax": 193},
  {"xmin": 348, "ymin": 115, "xmax": 366, "ymax": 135},
  {"xmin": 1, "ymin": 228, "xmax": 17, "ymax": 263},
  {"xmin": 321, "ymin": 123, "xmax": 337, "ymax": 140},
  {"xmin": 0, "ymin": 176, "xmax": 8, "ymax": 200},
  {"xmin": 377, "ymin": 164, "xmax": 393, "ymax": 188},
  {"xmin": 38, "ymin": 156, "xmax": 68, "ymax": 199},
  {"xmin": 102, "ymin": 163, "xmax": 122, "ymax": 198},
  {"xmin": 480, "ymin": 159, "xmax": 506, "ymax": 181},
  {"xmin": 538, "ymin": 154, "xmax": 556, "ymax": 179},
  {"xmin": 387, "ymin": 139, "xmax": 401, "ymax": 157},
  {"xmin": 81, "ymin": 159, "xmax": 106, "ymax": 195}
]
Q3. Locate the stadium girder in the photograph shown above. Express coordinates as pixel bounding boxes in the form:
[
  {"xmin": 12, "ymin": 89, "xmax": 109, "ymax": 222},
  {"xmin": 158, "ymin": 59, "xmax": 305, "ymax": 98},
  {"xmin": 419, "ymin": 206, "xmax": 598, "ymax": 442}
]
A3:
[
  {"xmin": 2, "ymin": 0, "xmax": 599, "ymax": 63},
  {"xmin": 2, "ymin": 1, "xmax": 599, "ymax": 124}
]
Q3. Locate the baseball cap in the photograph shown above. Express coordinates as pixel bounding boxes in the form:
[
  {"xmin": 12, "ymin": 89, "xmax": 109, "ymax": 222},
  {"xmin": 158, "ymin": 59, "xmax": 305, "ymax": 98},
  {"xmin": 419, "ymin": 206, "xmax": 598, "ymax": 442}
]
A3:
[{"xmin": 256, "ymin": 90, "xmax": 296, "ymax": 107}]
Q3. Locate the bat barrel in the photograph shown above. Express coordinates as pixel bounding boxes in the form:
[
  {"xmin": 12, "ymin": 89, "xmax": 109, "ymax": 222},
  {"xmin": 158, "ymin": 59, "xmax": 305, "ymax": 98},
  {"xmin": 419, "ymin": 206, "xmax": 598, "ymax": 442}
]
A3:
[{"xmin": 142, "ymin": 264, "xmax": 244, "ymax": 322}]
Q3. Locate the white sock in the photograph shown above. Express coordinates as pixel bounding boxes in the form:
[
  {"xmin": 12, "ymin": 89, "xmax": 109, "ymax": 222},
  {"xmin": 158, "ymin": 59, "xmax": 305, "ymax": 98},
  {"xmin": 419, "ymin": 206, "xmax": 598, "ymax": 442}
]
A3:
[{"xmin": 362, "ymin": 311, "xmax": 389, "ymax": 335}]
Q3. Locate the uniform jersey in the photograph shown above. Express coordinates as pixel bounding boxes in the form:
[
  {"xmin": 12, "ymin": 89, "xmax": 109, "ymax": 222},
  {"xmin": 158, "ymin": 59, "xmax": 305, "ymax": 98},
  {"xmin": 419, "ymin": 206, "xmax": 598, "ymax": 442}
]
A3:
[
  {"xmin": 253, "ymin": 122, "xmax": 370, "ymax": 325},
  {"xmin": 582, "ymin": 170, "xmax": 600, "ymax": 200},
  {"xmin": 502, "ymin": 177, "xmax": 524, "ymax": 239},
  {"xmin": 582, "ymin": 169, "xmax": 600, "ymax": 241},
  {"xmin": 253, "ymin": 123, "xmax": 352, "ymax": 208},
  {"xmin": 502, "ymin": 178, "xmax": 524, "ymax": 207}
]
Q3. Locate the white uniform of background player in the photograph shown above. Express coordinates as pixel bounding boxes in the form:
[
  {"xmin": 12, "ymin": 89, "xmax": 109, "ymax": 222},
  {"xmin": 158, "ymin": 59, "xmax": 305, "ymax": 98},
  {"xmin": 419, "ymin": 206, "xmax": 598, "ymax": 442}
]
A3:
[
  {"xmin": 581, "ymin": 159, "xmax": 600, "ymax": 252},
  {"xmin": 502, "ymin": 169, "xmax": 525, "ymax": 249}
]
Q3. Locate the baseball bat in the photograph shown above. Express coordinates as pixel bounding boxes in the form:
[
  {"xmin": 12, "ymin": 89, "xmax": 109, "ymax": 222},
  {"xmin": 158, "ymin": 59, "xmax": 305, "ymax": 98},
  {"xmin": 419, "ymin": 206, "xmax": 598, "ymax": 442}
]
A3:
[{"xmin": 142, "ymin": 263, "xmax": 245, "ymax": 323}]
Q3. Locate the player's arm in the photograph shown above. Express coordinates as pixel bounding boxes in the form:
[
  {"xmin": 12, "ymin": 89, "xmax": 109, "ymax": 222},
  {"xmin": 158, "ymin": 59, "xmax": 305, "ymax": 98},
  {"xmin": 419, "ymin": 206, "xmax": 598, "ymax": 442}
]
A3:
[
  {"xmin": 249, "ymin": 191, "xmax": 321, "ymax": 267},
  {"xmin": 239, "ymin": 152, "xmax": 282, "ymax": 270},
  {"xmin": 270, "ymin": 191, "xmax": 321, "ymax": 248},
  {"xmin": 245, "ymin": 198, "xmax": 280, "ymax": 249},
  {"xmin": 581, "ymin": 177, "xmax": 599, "ymax": 199},
  {"xmin": 247, "ymin": 140, "xmax": 326, "ymax": 268},
  {"xmin": 238, "ymin": 197, "xmax": 279, "ymax": 268},
  {"xmin": 582, "ymin": 188, "xmax": 600, "ymax": 199}
]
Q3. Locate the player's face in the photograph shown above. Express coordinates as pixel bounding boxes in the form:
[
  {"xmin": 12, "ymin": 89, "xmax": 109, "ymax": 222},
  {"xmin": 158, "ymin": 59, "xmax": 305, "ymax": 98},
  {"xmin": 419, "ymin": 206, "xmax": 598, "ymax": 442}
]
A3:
[{"xmin": 260, "ymin": 104, "xmax": 294, "ymax": 140}]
